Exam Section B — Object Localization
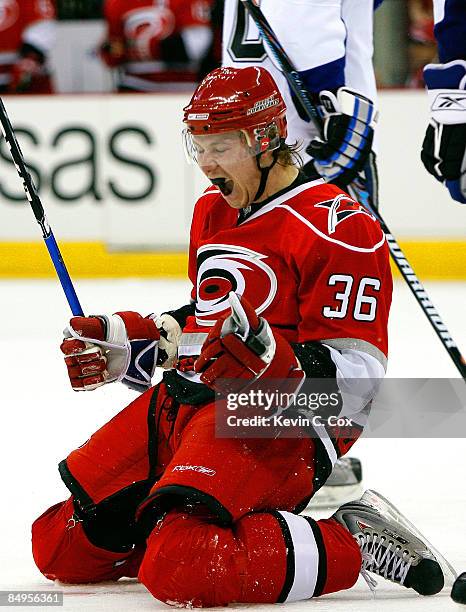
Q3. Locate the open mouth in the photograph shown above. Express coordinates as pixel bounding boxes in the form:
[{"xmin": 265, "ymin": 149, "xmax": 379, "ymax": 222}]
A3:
[{"xmin": 211, "ymin": 178, "xmax": 234, "ymax": 196}]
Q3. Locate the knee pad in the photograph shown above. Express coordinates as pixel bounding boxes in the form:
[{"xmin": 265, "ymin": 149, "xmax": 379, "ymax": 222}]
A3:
[
  {"xmin": 139, "ymin": 510, "xmax": 290, "ymax": 607},
  {"xmin": 138, "ymin": 510, "xmax": 240, "ymax": 607},
  {"xmin": 71, "ymin": 481, "xmax": 152, "ymax": 552}
]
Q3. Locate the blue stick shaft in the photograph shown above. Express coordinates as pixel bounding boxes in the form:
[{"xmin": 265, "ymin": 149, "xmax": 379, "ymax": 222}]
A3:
[
  {"xmin": 44, "ymin": 234, "xmax": 84, "ymax": 316},
  {"xmin": 0, "ymin": 96, "xmax": 84, "ymax": 317}
]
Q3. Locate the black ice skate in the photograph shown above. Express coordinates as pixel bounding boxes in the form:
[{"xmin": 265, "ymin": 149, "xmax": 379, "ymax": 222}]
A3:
[
  {"xmin": 333, "ymin": 489, "xmax": 457, "ymax": 596},
  {"xmin": 307, "ymin": 457, "xmax": 363, "ymax": 509}
]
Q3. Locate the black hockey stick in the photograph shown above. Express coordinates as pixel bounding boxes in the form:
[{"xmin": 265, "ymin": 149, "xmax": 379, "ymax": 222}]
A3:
[
  {"xmin": 241, "ymin": 0, "xmax": 466, "ymax": 378},
  {"xmin": 241, "ymin": 0, "xmax": 324, "ymax": 132},
  {"xmin": 0, "ymin": 97, "xmax": 84, "ymax": 316}
]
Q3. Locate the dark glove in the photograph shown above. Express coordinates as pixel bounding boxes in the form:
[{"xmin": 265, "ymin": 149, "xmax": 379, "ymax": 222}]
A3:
[
  {"xmin": 421, "ymin": 60, "xmax": 466, "ymax": 204},
  {"xmin": 306, "ymin": 87, "xmax": 377, "ymax": 189}
]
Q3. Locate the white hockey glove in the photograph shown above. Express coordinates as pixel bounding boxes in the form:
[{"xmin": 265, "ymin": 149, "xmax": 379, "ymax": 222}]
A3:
[
  {"xmin": 307, "ymin": 87, "xmax": 378, "ymax": 188},
  {"xmin": 60, "ymin": 312, "xmax": 181, "ymax": 392},
  {"xmin": 421, "ymin": 60, "xmax": 466, "ymax": 204}
]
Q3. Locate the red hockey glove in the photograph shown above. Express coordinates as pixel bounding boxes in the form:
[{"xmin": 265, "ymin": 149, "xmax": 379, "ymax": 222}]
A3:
[
  {"xmin": 194, "ymin": 293, "xmax": 305, "ymax": 395},
  {"xmin": 60, "ymin": 312, "xmax": 181, "ymax": 392}
]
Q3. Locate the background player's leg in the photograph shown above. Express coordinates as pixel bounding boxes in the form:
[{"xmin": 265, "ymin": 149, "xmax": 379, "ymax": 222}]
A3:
[{"xmin": 307, "ymin": 456, "xmax": 363, "ymax": 509}]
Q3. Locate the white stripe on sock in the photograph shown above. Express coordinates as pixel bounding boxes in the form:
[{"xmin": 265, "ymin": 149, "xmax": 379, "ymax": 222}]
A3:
[{"xmin": 278, "ymin": 511, "xmax": 319, "ymax": 602}]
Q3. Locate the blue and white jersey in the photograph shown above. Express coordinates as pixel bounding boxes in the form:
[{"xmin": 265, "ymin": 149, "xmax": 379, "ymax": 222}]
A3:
[
  {"xmin": 222, "ymin": 0, "xmax": 378, "ymax": 157},
  {"xmin": 433, "ymin": 0, "xmax": 466, "ymax": 62}
]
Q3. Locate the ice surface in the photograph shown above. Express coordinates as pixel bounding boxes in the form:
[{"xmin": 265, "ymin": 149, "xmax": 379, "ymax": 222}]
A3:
[{"xmin": 0, "ymin": 278, "xmax": 464, "ymax": 611}]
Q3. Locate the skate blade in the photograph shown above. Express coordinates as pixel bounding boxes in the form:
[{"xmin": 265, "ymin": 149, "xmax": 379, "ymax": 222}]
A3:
[
  {"xmin": 361, "ymin": 490, "xmax": 457, "ymax": 586},
  {"xmin": 306, "ymin": 482, "xmax": 364, "ymax": 509}
]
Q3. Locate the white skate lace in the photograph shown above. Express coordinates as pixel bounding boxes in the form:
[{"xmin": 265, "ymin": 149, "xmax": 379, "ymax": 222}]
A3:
[{"xmin": 356, "ymin": 532, "xmax": 415, "ymax": 591}]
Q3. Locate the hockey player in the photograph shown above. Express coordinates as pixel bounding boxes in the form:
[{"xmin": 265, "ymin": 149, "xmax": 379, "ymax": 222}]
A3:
[
  {"xmin": 100, "ymin": 0, "xmax": 213, "ymax": 91},
  {"xmin": 32, "ymin": 67, "xmax": 449, "ymax": 606},
  {"xmin": 0, "ymin": 0, "xmax": 56, "ymax": 94},
  {"xmin": 421, "ymin": 0, "xmax": 466, "ymax": 203},
  {"xmin": 222, "ymin": 0, "xmax": 380, "ymax": 208}
]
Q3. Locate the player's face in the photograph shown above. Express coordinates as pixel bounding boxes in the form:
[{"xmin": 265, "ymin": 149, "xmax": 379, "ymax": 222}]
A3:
[{"xmin": 191, "ymin": 132, "xmax": 266, "ymax": 208}]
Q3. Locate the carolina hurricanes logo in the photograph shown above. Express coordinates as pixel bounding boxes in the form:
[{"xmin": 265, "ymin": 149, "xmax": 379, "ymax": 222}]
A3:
[
  {"xmin": 315, "ymin": 194, "xmax": 375, "ymax": 235},
  {"xmin": 0, "ymin": 0, "xmax": 19, "ymax": 31},
  {"xmin": 124, "ymin": 7, "xmax": 176, "ymax": 59},
  {"xmin": 196, "ymin": 244, "xmax": 277, "ymax": 326}
]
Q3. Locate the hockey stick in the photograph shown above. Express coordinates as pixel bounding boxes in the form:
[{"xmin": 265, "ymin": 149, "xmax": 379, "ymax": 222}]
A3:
[
  {"xmin": 241, "ymin": 0, "xmax": 324, "ymax": 133},
  {"xmin": 241, "ymin": 0, "xmax": 466, "ymax": 378},
  {"xmin": 0, "ymin": 97, "xmax": 84, "ymax": 316}
]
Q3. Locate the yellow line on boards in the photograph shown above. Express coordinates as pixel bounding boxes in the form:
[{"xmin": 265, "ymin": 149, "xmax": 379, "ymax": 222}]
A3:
[
  {"xmin": 0, "ymin": 240, "xmax": 464, "ymax": 279},
  {"xmin": 0, "ymin": 242, "xmax": 188, "ymax": 278},
  {"xmin": 387, "ymin": 240, "xmax": 466, "ymax": 280}
]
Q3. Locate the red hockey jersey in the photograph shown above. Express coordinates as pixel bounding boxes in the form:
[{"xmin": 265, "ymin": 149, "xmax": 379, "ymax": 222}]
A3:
[
  {"xmin": 184, "ymin": 178, "xmax": 392, "ymax": 364},
  {"xmin": 101, "ymin": 0, "xmax": 212, "ymax": 91},
  {"xmin": 0, "ymin": 0, "xmax": 55, "ymax": 92}
]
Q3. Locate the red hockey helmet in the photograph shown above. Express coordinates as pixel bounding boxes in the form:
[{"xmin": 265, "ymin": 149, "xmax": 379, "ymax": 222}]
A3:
[{"xmin": 183, "ymin": 66, "xmax": 287, "ymax": 161}]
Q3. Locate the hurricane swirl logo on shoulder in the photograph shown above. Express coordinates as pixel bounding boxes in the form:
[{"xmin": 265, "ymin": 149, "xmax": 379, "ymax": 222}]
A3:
[
  {"xmin": 196, "ymin": 244, "xmax": 277, "ymax": 326},
  {"xmin": 316, "ymin": 194, "xmax": 375, "ymax": 235},
  {"xmin": 311, "ymin": 194, "xmax": 384, "ymax": 252}
]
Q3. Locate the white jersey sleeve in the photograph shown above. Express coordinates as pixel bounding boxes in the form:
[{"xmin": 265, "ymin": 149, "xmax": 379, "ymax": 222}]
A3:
[
  {"xmin": 222, "ymin": 0, "xmax": 377, "ymax": 157},
  {"xmin": 223, "ymin": 0, "xmax": 376, "ymax": 97}
]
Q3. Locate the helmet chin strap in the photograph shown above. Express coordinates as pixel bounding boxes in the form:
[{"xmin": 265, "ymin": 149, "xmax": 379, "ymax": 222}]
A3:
[{"xmin": 253, "ymin": 149, "xmax": 279, "ymax": 202}]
